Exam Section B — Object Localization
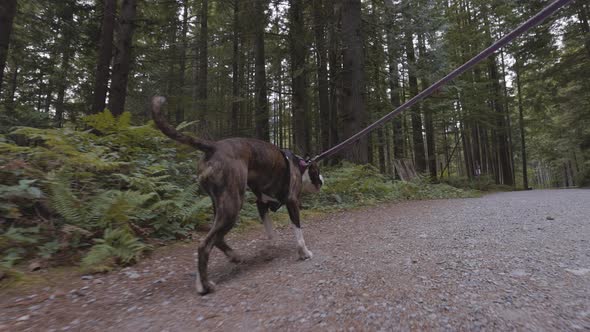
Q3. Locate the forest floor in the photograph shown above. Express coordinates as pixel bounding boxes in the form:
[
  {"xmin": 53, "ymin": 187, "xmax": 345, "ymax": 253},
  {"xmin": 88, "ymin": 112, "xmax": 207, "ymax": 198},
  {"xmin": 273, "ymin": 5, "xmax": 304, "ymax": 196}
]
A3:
[{"xmin": 1, "ymin": 189, "xmax": 589, "ymax": 331}]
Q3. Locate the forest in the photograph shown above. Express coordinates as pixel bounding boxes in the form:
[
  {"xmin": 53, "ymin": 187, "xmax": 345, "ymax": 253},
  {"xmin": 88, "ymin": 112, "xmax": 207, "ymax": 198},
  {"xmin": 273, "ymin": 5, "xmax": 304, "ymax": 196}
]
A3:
[{"xmin": 0, "ymin": 0, "xmax": 589, "ymax": 273}]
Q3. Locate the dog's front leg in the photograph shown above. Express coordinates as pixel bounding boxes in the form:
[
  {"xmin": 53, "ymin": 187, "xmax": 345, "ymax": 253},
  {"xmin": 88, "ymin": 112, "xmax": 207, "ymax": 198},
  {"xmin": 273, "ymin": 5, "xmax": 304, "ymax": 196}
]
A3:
[
  {"xmin": 256, "ymin": 201, "xmax": 276, "ymax": 242},
  {"xmin": 286, "ymin": 200, "xmax": 313, "ymax": 260}
]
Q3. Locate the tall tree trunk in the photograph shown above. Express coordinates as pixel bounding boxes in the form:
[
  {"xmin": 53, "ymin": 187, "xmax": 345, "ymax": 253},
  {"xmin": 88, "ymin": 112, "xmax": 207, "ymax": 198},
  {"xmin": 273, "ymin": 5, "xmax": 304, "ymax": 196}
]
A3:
[
  {"xmin": 460, "ymin": 121, "xmax": 473, "ymax": 179},
  {"xmin": 488, "ymin": 56, "xmax": 514, "ymax": 186},
  {"xmin": 231, "ymin": 0, "xmax": 241, "ymax": 136},
  {"xmin": 341, "ymin": 0, "xmax": 368, "ymax": 163},
  {"xmin": 108, "ymin": 0, "xmax": 137, "ymax": 116},
  {"xmin": 254, "ymin": 0, "xmax": 269, "ymax": 141},
  {"xmin": 488, "ymin": 56, "xmax": 513, "ymax": 186},
  {"xmin": 327, "ymin": 0, "xmax": 341, "ymax": 158},
  {"xmin": 418, "ymin": 33, "xmax": 437, "ymax": 180},
  {"xmin": 165, "ymin": 8, "xmax": 178, "ymax": 114},
  {"xmin": 515, "ymin": 60, "xmax": 529, "ymax": 189},
  {"xmin": 313, "ymin": 0, "xmax": 330, "ymax": 153},
  {"xmin": 54, "ymin": 1, "xmax": 75, "ymax": 127},
  {"xmin": 387, "ymin": 32, "xmax": 404, "ymax": 161},
  {"xmin": 176, "ymin": 0, "xmax": 189, "ymax": 124},
  {"xmin": 197, "ymin": 0, "xmax": 209, "ymax": 130},
  {"xmin": 577, "ymin": 2, "xmax": 590, "ymax": 58},
  {"xmin": 91, "ymin": 0, "xmax": 116, "ymax": 114},
  {"xmin": 0, "ymin": 0, "xmax": 17, "ymax": 96},
  {"xmin": 404, "ymin": 28, "xmax": 426, "ymax": 172},
  {"xmin": 6, "ymin": 55, "xmax": 18, "ymax": 111},
  {"xmin": 289, "ymin": 0, "xmax": 310, "ymax": 152},
  {"xmin": 384, "ymin": 0, "xmax": 403, "ymax": 174}
]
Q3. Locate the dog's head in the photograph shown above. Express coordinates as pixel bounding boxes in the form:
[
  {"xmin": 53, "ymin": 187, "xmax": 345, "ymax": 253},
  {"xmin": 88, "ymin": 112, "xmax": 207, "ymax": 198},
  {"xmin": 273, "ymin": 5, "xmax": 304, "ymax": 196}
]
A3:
[{"xmin": 301, "ymin": 157, "xmax": 323, "ymax": 193}]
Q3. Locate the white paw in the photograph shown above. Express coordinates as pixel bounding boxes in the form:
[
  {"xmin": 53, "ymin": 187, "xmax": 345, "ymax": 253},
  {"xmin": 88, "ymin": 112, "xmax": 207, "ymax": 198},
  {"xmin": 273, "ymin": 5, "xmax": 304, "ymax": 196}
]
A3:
[
  {"xmin": 195, "ymin": 279, "xmax": 204, "ymax": 294},
  {"xmin": 298, "ymin": 247, "xmax": 313, "ymax": 260}
]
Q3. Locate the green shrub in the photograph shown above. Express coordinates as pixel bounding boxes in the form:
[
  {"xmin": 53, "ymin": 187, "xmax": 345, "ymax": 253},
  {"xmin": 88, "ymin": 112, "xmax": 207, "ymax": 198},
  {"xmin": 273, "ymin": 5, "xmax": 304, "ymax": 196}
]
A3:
[{"xmin": 305, "ymin": 162, "xmax": 477, "ymax": 211}]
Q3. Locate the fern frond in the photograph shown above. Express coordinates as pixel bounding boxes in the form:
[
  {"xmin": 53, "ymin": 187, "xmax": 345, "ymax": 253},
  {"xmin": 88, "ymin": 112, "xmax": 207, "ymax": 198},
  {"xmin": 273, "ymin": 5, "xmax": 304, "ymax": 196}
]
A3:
[
  {"xmin": 48, "ymin": 173, "xmax": 89, "ymax": 227},
  {"xmin": 81, "ymin": 228, "xmax": 150, "ymax": 272}
]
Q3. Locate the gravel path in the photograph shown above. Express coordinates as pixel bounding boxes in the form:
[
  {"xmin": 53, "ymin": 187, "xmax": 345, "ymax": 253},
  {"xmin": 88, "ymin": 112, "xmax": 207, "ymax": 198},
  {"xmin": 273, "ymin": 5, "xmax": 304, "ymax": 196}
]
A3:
[{"xmin": 1, "ymin": 189, "xmax": 589, "ymax": 331}]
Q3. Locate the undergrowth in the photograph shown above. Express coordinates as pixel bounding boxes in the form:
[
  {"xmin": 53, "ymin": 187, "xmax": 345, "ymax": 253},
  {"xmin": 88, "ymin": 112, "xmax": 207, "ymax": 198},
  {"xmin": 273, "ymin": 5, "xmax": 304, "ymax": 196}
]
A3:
[
  {"xmin": 440, "ymin": 175, "xmax": 514, "ymax": 192},
  {"xmin": 303, "ymin": 163, "xmax": 477, "ymax": 212},
  {"xmin": 0, "ymin": 110, "xmax": 477, "ymax": 279}
]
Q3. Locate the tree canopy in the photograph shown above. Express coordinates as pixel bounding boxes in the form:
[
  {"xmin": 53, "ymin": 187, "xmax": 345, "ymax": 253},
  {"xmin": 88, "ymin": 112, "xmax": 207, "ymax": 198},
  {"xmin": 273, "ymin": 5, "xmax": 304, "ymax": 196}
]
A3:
[{"xmin": 0, "ymin": 0, "xmax": 588, "ymax": 187}]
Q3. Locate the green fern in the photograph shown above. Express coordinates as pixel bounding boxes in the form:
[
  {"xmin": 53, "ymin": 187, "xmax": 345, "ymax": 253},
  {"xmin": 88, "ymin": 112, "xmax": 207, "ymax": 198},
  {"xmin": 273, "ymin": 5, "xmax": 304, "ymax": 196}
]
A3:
[
  {"xmin": 48, "ymin": 173, "xmax": 89, "ymax": 227},
  {"xmin": 82, "ymin": 109, "xmax": 131, "ymax": 133},
  {"xmin": 81, "ymin": 228, "xmax": 150, "ymax": 272},
  {"xmin": 9, "ymin": 127, "xmax": 126, "ymax": 171}
]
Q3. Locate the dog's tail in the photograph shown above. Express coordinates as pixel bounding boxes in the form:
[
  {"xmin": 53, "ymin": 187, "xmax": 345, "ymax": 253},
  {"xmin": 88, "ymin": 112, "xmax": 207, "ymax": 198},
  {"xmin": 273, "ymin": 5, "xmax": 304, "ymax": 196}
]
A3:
[{"xmin": 151, "ymin": 96, "xmax": 215, "ymax": 153}]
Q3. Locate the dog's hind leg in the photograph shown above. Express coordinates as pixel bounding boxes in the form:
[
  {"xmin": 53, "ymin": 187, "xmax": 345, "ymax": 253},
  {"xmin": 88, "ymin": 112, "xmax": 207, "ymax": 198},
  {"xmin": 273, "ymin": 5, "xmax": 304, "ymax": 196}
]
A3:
[
  {"xmin": 256, "ymin": 201, "xmax": 275, "ymax": 241},
  {"xmin": 215, "ymin": 237, "xmax": 242, "ymax": 263},
  {"xmin": 286, "ymin": 200, "xmax": 313, "ymax": 260},
  {"xmin": 196, "ymin": 190, "xmax": 243, "ymax": 295}
]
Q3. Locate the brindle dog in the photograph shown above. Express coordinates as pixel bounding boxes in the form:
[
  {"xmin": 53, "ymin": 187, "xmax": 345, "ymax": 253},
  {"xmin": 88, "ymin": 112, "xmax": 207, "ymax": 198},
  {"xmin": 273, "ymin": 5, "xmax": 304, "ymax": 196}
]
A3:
[{"xmin": 151, "ymin": 96, "xmax": 323, "ymax": 295}]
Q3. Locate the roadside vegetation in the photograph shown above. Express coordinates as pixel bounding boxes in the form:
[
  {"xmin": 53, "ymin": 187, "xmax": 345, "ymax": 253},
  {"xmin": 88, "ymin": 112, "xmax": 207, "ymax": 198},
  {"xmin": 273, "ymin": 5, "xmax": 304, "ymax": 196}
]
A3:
[{"xmin": 0, "ymin": 110, "xmax": 479, "ymax": 282}]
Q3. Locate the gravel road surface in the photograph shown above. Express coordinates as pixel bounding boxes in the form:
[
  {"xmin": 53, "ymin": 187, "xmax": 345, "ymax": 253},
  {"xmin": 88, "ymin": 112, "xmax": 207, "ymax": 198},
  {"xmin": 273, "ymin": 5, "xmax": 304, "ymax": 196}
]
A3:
[{"xmin": 1, "ymin": 189, "xmax": 589, "ymax": 331}]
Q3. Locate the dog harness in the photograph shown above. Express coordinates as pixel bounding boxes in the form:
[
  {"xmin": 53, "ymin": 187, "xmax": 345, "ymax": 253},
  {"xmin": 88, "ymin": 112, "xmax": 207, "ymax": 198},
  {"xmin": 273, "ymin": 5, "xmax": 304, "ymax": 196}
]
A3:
[
  {"xmin": 281, "ymin": 149, "xmax": 309, "ymax": 174},
  {"xmin": 254, "ymin": 150, "xmax": 308, "ymax": 212}
]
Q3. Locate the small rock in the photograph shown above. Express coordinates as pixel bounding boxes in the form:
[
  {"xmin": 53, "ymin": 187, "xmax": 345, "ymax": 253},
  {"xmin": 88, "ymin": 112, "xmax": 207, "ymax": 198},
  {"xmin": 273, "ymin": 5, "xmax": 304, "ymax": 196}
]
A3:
[
  {"xmin": 81, "ymin": 275, "xmax": 93, "ymax": 280},
  {"xmin": 546, "ymin": 216, "xmax": 555, "ymax": 221},
  {"xmin": 92, "ymin": 279, "xmax": 104, "ymax": 285},
  {"xmin": 16, "ymin": 315, "xmax": 30, "ymax": 322},
  {"xmin": 125, "ymin": 271, "xmax": 141, "ymax": 279},
  {"xmin": 510, "ymin": 269, "xmax": 528, "ymax": 277},
  {"xmin": 28, "ymin": 261, "xmax": 42, "ymax": 272},
  {"xmin": 197, "ymin": 316, "xmax": 204, "ymax": 321}
]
